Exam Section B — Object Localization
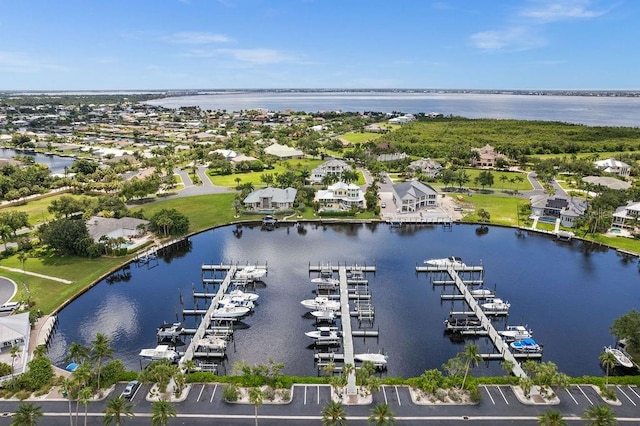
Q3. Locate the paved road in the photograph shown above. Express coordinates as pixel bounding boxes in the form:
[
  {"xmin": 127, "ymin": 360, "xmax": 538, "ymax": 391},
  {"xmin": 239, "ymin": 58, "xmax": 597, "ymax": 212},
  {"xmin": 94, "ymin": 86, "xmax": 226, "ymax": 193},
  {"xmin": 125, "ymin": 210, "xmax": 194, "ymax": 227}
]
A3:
[
  {"xmin": 2, "ymin": 383, "xmax": 639, "ymax": 425},
  {"xmin": 0, "ymin": 276, "xmax": 17, "ymax": 305},
  {"xmin": 167, "ymin": 166, "xmax": 235, "ymax": 199}
]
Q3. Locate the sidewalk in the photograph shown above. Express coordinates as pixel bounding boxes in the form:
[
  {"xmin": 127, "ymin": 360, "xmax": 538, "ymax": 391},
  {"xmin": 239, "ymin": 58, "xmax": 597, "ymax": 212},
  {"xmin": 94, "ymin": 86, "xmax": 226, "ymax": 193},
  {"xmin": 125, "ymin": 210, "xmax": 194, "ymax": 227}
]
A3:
[{"xmin": 0, "ymin": 266, "xmax": 72, "ymax": 284}]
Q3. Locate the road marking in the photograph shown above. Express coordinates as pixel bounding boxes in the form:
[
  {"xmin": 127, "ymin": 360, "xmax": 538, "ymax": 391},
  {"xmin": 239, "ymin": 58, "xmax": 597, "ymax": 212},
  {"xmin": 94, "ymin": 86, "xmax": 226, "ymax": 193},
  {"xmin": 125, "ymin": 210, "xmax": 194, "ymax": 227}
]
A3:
[
  {"xmin": 576, "ymin": 385, "xmax": 593, "ymax": 405},
  {"xmin": 617, "ymin": 386, "xmax": 636, "ymax": 406},
  {"xmin": 210, "ymin": 384, "xmax": 217, "ymax": 403},
  {"xmin": 382, "ymin": 386, "xmax": 388, "ymax": 405},
  {"xmin": 197, "ymin": 384, "xmax": 205, "ymax": 402},
  {"xmin": 565, "ymin": 388, "xmax": 579, "ymax": 405},
  {"xmin": 628, "ymin": 385, "xmax": 640, "ymax": 400},
  {"xmin": 317, "ymin": 385, "xmax": 320, "ymax": 404},
  {"xmin": 496, "ymin": 386, "xmax": 508, "ymax": 405},
  {"xmin": 394, "ymin": 385, "xmax": 401, "ymax": 406},
  {"xmin": 304, "ymin": 385, "xmax": 307, "ymax": 405},
  {"xmin": 483, "ymin": 386, "xmax": 495, "ymax": 405}
]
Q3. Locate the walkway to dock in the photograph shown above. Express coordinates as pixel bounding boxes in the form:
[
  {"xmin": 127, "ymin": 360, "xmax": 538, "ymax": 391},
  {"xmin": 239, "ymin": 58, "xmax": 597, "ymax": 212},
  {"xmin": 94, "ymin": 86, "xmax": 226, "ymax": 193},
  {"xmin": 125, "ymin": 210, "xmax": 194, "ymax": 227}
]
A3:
[
  {"xmin": 417, "ymin": 263, "xmax": 527, "ymax": 378},
  {"xmin": 337, "ymin": 267, "xmax": 357, "ymax": 399},
  {"xmin": 179, "ymin": 266, "xmax": 237, "ymax": 368}
]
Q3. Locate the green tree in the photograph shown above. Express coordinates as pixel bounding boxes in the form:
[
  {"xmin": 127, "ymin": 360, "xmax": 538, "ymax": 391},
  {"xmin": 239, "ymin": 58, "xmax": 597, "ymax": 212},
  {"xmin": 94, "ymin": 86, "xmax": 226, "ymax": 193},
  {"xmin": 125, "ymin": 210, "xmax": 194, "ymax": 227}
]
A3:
[
  {"xmin": 91, "ymin": 333, "xmax": 114, "ymax": 391},
  {"xmin": 321, "ymin": 400, "xmax": 347, "ymax": 426},
  {"xmin": 11, "ymin": 402, "xmax": 43, "ymax": 426},
  {"xmin": 477, "ymin": 208, "xmax": 491, "ymax": 223},
  {"xmin": 65, "ymin": 342, "xmax": 90, "ymax": 365},
  {"xmin": 249, "ymin": 387, "xmax": 264, "ymax": 426},
  {"xmin": 9, "ymin": 345, "xmax": 20, "ymax": 373},
  {"xmin": 610, "ymin": 310, "xmax": 640, "ymax": 353},
  {"xmin": 537, "ymin": 408, "xmax": 566, "ymax": 426},
  {"xmin": 460, "ymin": 343, "xmax": 482, "ymax": 389},
  {"xmin": 151, "ymin": 399, "xmax": 177, "ymax": 426},
  {"xmin": 474, "ymin": 170, "xmax": 494, "ymax": 190},
  {"xmin": 368, "ymin": 403, "xmax": 395, "ymax": 425},
  {"xmin": 581, "ymin": 404, "xmax": 617, "ymax": 426},
  {"xmin": 102, "ymin": 395, "xmax": 134, "ymax": 425},
  {"xmin": 38, "ymin": 217, "xmax": 92, "ymax": 256},
  {"xmin": 78, "ymin": 387, "xmax": 94, "ymax": 426},
  {"xmin": 599, "ymin": 350, "xmax": 617, "ymax": 386}
]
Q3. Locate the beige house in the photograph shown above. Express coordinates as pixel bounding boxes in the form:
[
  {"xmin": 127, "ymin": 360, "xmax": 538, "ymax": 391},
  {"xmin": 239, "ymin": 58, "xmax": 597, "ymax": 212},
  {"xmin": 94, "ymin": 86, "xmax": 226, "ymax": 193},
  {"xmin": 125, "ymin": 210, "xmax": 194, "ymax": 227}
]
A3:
[{"xmin": 471, "ymin": 144, "xmax": 507, "ymax": 168}]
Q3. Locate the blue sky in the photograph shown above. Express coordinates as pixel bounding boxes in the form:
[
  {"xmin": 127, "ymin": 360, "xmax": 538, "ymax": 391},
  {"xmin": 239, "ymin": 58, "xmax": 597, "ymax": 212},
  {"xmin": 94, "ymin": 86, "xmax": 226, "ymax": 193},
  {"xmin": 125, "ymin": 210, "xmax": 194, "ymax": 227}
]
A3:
[{"xmin": 0, "ymin": 0, "xmax": 635, "ymax": 90}]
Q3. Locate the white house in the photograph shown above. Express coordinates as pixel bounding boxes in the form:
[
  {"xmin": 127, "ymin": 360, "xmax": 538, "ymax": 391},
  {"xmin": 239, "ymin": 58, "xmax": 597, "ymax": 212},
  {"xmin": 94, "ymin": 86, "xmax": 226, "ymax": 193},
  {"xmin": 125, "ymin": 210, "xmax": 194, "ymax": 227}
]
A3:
[
  {"xmin": 263, "ymin": 142, "xmax": 304, "ymax": 159},
  {"xmin": 594, "ymin": 158, "xmax": 631, "ymax": 177},
  {"xmin": 310, "ymin": 159, "xmax": 351, "ymax": 183},
  {"xmin": 409, "ymin": 158, "xmax": 443, "ymax": 178},
  {"xmin": 388, "ymin": 114, "xmax": 415, "ymax": 124},
  {"xmin": 86, "ymin": 216, "xmax": 150, "ymax": 243},
  {"xmin": 392, "ymin": 180, "xmax": 438, "ymax": 212},
  {"xmin": 314, "ymin": 182, "xmax": 365, "ymax": 211},
  {"xmin": 243, "ymin": 187, "xmax": 297, "ymax": 212},
  {"xmin": 529, "ymin": 195, "xmax": 587, "ymax": 228},
  {"xmin": 612, "ymin": 201, "xmax": 640, "ymax": 231}
]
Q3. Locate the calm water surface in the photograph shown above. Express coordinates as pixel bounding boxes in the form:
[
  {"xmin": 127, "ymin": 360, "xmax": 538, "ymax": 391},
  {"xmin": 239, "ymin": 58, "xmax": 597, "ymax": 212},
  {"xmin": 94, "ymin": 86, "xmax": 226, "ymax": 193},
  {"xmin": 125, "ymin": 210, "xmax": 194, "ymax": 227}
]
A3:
[
  {"xmin": 0, "ymin": 148, "xmax": 74, "ymax": 175},
  {"xmin": 146, "ymin": 92, "xmax": 640, "ymax": 127},
  {"xmin": 48, "ymin": 223, "xmax": 640, "ymax": 378}
]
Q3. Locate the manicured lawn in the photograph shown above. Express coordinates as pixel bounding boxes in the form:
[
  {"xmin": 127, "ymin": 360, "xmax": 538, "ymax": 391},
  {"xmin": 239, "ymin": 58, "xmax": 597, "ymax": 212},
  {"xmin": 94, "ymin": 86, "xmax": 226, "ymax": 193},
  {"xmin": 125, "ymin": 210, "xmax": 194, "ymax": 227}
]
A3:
[
  {"xmin": 0, "ymin": 192, "xmax": 91, "ymax": 226},
  {"xmin": 459, "ymin": 193, "xmax": 528, "ymax": 226},
  {"xmin": 339, "ymin": 132, "xmax": 383, "ymax": 143},
  {"xmin": 462, "ymin": 169, "xmax": 532, "ymax": 191},
  {"xmin": 207, "ymin": 159, "xmax": 325, "ymax": 187}
]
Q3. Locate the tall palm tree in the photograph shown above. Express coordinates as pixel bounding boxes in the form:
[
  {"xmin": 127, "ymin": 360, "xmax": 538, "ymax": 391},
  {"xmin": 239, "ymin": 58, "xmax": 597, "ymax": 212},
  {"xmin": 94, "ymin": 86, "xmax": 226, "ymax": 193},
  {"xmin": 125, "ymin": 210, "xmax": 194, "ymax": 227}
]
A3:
[
  {"xmin": 11, "ymin": 403, "xmax": 43, "ymax": 426},
  {"xmin": 460, "ymin": 343, "xmax": 482, "ymax": 389},
  {"xmin": 321, "ymin": 400, "xmax": 347, "ymax": 426},
  {"xmin": 151, "ymin": 399, "xmax": 177, "ymax": 426},
  {"xmin": 91, "ymin": 333, "xmax": 114, "ymax": 391},
  {"xmin": 65, "ymin": 342, "xmax": 90, "ymax": 365},
  {"xmin": 249, "ymin": 387, "xmax": 263, "ymax": 426},
  {"xmin": 9, "ymin": 345, "xmax": 20, "ymax": 373},
  {"xmin": 599, "ymin": 350, "xmax": 617, "ymax": 386},
  {"xmin": 78, "ymin": 387, "xmax": 94, "ymax": 426},
  {"xmin": 537, "ymin": 408, "xmax": 566, "ymax": 426},
  {"xmin": 582, "ymin": 404, "xmax": 617, "ymax": 426},
  {"xmin": 368, "ymin": 403, "xmax": 395, "ymax": 425},
  {"xmin": 103, "ymin": 396, "xmax": 134, "ymax": 426}
]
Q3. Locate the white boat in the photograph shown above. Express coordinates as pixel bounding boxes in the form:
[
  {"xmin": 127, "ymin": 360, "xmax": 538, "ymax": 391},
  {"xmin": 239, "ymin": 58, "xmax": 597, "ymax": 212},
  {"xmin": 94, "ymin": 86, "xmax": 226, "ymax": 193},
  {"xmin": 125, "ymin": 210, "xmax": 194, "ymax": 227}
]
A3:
[
  {"xmin": 300, "ymin": 296, "xmax": 340, "ymax": 311},
  {"xmin": 219, "ymin": 296, "xmax": 255, "ymax": 310},
  {"xmin": 354, "ymin": 352, "xmax": 388, "ymax": 367},
  {"xmin": 156, "ymin": 322, "xmax": 184, "ymax": 339},
  {"xmin": 305, "ymin": 326, "xmax": 341, "ymax": 340},
  {"xmin": 139, "ymin": 345, "xmax": 180, "ymax": 362},
  {"xmin": 510, "ymin": 338, "xmax": 542, "ymax": 353},
  {"xmin": 604, "ymin": 346, "xmax": 634, "ymax": 369},
  {"xmin": 195, "ymin": 336, "xmax": 227, "ymax": 351},
  {"xmin": 470, "ymin": 288, "xmax": 494, "ymax": 298},
  {"xmin": 311, "ymin": 277, "xmax": 340, "ymax": 287},
  {"xmin": 424, "ymin": 256, "xmax": 466, "ymax": 268},
  {"xmin": 499, "ymin": 325, "xmax": 532, "ymax": 342},
  {"xmin": 481, "ymin": 298, "xmax": 510, "ymax": 312},
  {"xmin": 310, "ymin": 309, "xmax": 336, "ymax": 321},
  {"xmin": 211, "ymin": 304, "xmax": 251, "ymax": 319},
  {"xmin": 227, "ymin": 289, "xmax": 259, "ymax": 302},
  {"xmin": 235, "ymin": 266, "xmax": 267, "ymax": 280}
]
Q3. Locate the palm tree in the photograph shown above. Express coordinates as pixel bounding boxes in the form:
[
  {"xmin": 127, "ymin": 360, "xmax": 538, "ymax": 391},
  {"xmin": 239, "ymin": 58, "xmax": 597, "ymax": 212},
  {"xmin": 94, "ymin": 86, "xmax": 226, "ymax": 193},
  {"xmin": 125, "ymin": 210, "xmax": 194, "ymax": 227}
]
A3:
[
  {"xmin": 599, "ymin": 350, "xmax": 617, "ymax": 386},
  {"xmin": 182, "ymin": 359, "xmax": 196, "ymax": 374},
  {"xmin": 60, "ymin": 377, "xmax": 76, "ymax": 426},
  {"xmin": 65, "ymin": 342, "xmax": 90, "ymax": 365},
  {"xmin": 368, "ymin": 403, "xmax": 395, "ymax": 425},
  {"xmin": 11, "ymin": 403, "xmax": 43, "ymax": 426},
  {"xmin": 582, "ymin": 404, "xmax": 617, "ymax": 426},
  {"xmin": 78, "ymin": 387, "xmax": 94, "ymax": 426},
  {"xmin": 103, "ymin": 396, "xmax": 134, "ymax": 425},
  {"xmin": 9, "ymin": 345, "xmax": 20, "ymax": 373},
  {"xmin": 32, "ymin": 345, "xmax": 47, "ymax": 358},
  {"xmin": 537, "ymin": 408, "xmax": 566, "ymax": 426},
  {"xmin": 460, "ymin": 343, "xmax": 482, "ymax": 389},
  {"xmin": 151, "ymin": 399, "xmax": 177, "ymax": 426},
  {"xmin": 91, "ymin": 333, "xmax": 114, "ymax": 391},
  {"xmin": 249, "ymin": 387, "xmax": 264, "ymax": 426},
  {"xmin": 321, "ymin": 400, "xmax": 347, "ymax": 426}
]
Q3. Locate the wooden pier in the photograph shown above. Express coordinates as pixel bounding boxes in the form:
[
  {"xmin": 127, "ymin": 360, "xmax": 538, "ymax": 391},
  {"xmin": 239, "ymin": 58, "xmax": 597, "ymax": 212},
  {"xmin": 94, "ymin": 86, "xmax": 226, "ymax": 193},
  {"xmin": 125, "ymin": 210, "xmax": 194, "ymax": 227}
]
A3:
[{"xmin": 417, "ymin": 263, "xmax": 528, "ymax": 378}]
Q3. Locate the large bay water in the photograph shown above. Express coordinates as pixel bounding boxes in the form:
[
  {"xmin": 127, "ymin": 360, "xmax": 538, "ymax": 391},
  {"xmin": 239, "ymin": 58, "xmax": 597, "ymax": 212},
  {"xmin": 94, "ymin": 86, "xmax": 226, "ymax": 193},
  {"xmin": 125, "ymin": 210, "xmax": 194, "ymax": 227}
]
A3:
[
  {"xmin": 146, "ymin": 92, "xmax": 640, "ymax": 127},
  {"xmin": 47, "ymin": 223, "xmax": 640, "ymax": 378}
]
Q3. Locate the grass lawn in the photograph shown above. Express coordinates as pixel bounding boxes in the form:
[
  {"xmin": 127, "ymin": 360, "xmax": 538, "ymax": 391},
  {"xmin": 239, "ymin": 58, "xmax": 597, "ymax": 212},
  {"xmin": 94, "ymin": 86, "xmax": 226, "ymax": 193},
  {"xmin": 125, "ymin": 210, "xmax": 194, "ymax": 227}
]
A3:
[
  {"xmin": 207, "ymin": 159, "xmax": 325, "ymax": 187},
  {"xmin": 0, "ymin": 192, "xmax": 92, "ymax": 226},
  {"xmin": 459, "ymin": 193, "xmax": 529, "ymax": 226},
  {"xmin": 338, "ymin": 132, "xmax": 383, "ymax": 143},
  {"xmin": 462, "ymin": 169, "xmax": 532, "ymax": 191}
]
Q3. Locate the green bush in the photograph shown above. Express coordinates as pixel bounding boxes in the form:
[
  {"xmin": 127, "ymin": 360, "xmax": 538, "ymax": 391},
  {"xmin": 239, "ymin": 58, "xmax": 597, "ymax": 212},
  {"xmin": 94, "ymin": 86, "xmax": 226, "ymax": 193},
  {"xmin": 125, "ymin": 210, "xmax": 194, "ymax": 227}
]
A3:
[
  {"xmin": 0, "ymin": 362, "xmax": 12, "ymax": 377},
  {"xmin": 223, "ymin": 384, "xmax": 239, "ymax": 402},
  {"xmin": 264, "ymin": 386, "xmax": 276, "ymax": 401},
  {"xmin": 186, "ymin": 372, "xmax": 218, "ymax": 383},
  {"xmin": 279, "ymin": 388, "xmax": 291, "ymax": 402}
]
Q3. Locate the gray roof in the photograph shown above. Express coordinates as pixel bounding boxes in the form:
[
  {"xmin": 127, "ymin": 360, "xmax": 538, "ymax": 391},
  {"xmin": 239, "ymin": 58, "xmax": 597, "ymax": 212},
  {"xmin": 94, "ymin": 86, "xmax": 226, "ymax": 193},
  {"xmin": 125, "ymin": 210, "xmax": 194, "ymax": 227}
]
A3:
[
  {"xmin": 393, "ymin": 180, "xmax": 437, "ymax": 200},
  {"xmin": 244, "ymin": 187, "xmax": 297, "ymax": 204},
  {"xmin": 86, "ymin": 216, "xmax": 150, "ymax": 241},
  {"xmin": 582, "ymin": 176, "xmax": 631, "ymax": 190},
  {"xmin": 0, "ymin": 312, "xmax": 30, "ymax": 346}
]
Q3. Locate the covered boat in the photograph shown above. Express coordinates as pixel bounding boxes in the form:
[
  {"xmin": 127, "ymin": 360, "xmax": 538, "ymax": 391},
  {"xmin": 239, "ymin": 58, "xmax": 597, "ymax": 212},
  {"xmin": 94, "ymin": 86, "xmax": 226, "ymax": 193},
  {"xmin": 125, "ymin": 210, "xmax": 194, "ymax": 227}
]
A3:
[
  {"xmin": 481, "ymin": 298, "xmax": 510, "ymax": 313},
  {"xmin": 195, "ymin": 336, "xmax": 227, "ymax": 351},
  {"xmin": 235, "ymin": 266, "xmax": 267, "ymax": 281},
  {"xmin": 424, "ymin": 256, "xmax": 466, "ymax": 268},
  {"xmin": 311, "ymin": 277, "xmax": 340, "ymax": 287},
  {"xmin": 510, "ymin": 338, "xmax": 542, "ymax": 353},
  {"xmin": 354, "ymin": 352, "xmax": 388, "ymax": 368},
  {"xmin": 310, "ymin": 309, "xmax": 337, "ymax": 321},
  {"xmin": 300, "ymin": 296, "xmax": 340, "ymax": 311},
  {"xmin": 604, "ymin": 346, "xmax": 635, "ymax": 369},
  {"xmin": 499, "ymin": 325, "xmax": 532, "ymax": 342},
  {"xmin": 470, "ymin": 288, "xmax": 494, "ymax": 299}
]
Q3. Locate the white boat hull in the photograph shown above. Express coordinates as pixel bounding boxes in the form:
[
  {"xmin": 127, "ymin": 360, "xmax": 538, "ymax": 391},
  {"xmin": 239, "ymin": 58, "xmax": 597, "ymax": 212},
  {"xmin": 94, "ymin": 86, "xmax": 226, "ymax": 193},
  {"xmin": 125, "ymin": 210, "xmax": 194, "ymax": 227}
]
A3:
[
  {"xmin": 211, "ymin": 306, "xmax": 250, "ymax": 318},
  {"xmin": 604, "ymin": 346, "xmax": 635, "ymax": 369},
  {"xmin": 301, "ymin": 297, "xmax": 340, "ymax": 311},
  {"xmin": 354, "ymin": 353, "xmax": 387, "ymax": 366}
]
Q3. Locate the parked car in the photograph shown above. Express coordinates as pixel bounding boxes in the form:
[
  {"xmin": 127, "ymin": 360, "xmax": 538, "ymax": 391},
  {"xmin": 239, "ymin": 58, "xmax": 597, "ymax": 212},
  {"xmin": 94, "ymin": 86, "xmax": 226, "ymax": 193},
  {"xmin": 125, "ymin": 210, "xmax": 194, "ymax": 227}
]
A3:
[
  {"xmin": 121, "ymin": 380, "xmax": 140, "ymax": 399},
  {"xmin": 381, "ymin": 202, "xmax": 386, "ymax": 208}
]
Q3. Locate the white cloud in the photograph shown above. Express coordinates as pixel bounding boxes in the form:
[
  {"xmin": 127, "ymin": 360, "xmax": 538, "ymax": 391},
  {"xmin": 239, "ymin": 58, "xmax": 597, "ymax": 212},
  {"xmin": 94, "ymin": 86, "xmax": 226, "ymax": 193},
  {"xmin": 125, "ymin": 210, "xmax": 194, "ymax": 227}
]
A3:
[
  {"xmin": 520, "ymin": 0, "xmax": 608, "ymax": 23},
  {"xmin": 216, "ymin": 48, "xmax": 295, "ymax": 64},
  {"xmin": 470, "ymin": 27, "xmax": 545, "ymax": 51},
  {"xmin": 165, "ymin": 31, "xmax": 233, "ymax": 44},
  {"xmin": 0, "ymin": 51, "xmax": 70, "ymax": 73}
]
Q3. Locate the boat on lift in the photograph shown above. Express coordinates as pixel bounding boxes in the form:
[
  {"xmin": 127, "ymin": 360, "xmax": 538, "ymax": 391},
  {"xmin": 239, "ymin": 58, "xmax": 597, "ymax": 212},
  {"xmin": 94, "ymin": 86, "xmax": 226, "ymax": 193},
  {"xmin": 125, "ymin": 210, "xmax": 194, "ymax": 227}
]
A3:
[
  {"xmin": 300, "ymin": 296, "xmax": 340, "ymax": 311},
  {"xmin": 156, "ymin": 322, "xmax": 184, "ymax": 340},
  {"xmin": 604, "ymin": 346, "xmax": 635, "ymax": 369},
  {"xmin": 227, "ymin": 289, "xmax": 259, "ymax": 302},
  {"xmin": 481, "ymin": 298, "xmax": 510, "ymax": 313},
  {"xmin": 499, "ymin": 325, "xmax": 532, "ymax": 342},
  {"xmin": 310, "ymin": 309, "xmax": 337, "ymax": 321},
  {"xmin": 510, "ymin": 338, "xmax": 542, "ymax": 353},
  {"xmin": 235, "ymin": 266, "xmax": 267, "ymax": 281},
  {"xmin": 354, "ymin": 352, "xmax": 388, "ymax": 368},
  {"xmin": 424, "ymin": 256, "xmax": 466, "ymax": 268},
  {"xmin": 211, "ymin": 304, "xmax": 251, "ymax": 319},
  {"xmin": 305, "ymin": 326, "xmax": 341, "ymax": 340},
  {"xmin": 195, "ymin": 336, "xmax": 228, "ymax": 351},
  {"xmin": 139, "ymin": 345, "xmax": 180, "ymax": 362}
]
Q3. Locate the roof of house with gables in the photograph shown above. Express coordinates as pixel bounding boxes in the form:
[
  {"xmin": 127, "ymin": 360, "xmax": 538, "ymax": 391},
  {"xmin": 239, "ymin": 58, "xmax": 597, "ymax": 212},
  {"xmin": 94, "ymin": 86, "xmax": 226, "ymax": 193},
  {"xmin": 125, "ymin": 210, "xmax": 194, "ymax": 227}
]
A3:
[
  {"xmin": 529, "ymin": 194, "xmax": 587, "ymax": 218},
  {"xmin": 393, "ymin": 180, "xmax": 437, "ymax": 200},
  {"xmin": 243, "ymin": 187, "xmax": 297, "ymax": 204}
]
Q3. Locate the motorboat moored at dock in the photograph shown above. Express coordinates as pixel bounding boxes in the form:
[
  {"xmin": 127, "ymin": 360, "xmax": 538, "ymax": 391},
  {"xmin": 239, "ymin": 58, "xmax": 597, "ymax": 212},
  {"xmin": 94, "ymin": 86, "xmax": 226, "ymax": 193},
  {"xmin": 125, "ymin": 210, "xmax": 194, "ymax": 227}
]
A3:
[
  {"xmin": 156, "ymin": 322, "xmax": 184, "ymax": 340},
  {"xmin": 301, "ymin": 296, "xmax": 340, "ymax": 311},
  {"xmin": 305, "ymin": 326, "xmax": 341, "ymax": 340},
  {"xmin": 354, "ymin": 352, "xmax": 388, "ymax": 368},
  {"xmin": 510, "ymin": 338, "xmax": 542, "ymax": 353},
  {"xmin": 481, "ymin": 298, "xmax": 510, "ymax": 313},
  {"xmin": 604, "ymin": 345, "xmax": 635, "ymax": 369},
  {"xmin": 211, "ymin": 304, "xmax": 251, "ymax": 319},
  {"xmin": 311, "ymin": 277, "xmax": 340, "ymax": 287},
  {"xmin": 227, "ymin": 289, "xmax": 259, "ymax": 302},
  {"xmin": 235, "ymin": 266, "xmax": 267, "ymax": 281},
  {"xmin": 195, "ymin": 336, "xmax": 228, "ymax": 351},
  {"xmin": 424, "ymin": 256, "xmax": 466, "ymax": 268},
  {"xmin": 470, "ymin": 288, "xmax": 494, "ymax": 299},
  {"xmin": 310, "ymin": 309, "xmax": 337, "ymax": 321},
  {"xmin": 139, "ymin": 344, "xmax": 180, "ymax": 362},
  {"xmin": 499, "ymin": 325, "xmax": 532, "ymax": 342}
]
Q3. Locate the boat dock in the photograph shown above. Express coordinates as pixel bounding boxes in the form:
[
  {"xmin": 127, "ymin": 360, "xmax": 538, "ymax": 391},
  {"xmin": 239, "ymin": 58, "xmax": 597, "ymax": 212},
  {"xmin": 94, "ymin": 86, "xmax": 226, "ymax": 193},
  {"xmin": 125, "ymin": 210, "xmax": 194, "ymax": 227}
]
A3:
[
  {"xmin": 179, "ymin": 265, "xmax": 238, "ymax": 368},
  {"xmin": 417, "ymin": 263, "xmax": 528, "ymax": 378},
  {"xmin": 338, "ymin": 267, "xmax": 357, "ymax": 399}
]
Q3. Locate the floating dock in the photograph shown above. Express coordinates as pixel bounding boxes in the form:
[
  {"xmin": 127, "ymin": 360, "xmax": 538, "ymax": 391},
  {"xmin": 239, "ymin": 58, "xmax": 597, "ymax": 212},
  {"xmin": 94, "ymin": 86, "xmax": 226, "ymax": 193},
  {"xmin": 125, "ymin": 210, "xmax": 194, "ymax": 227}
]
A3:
[{"xmin": 337, "ymin": 267, "xmax": 357, "ymax": 399}]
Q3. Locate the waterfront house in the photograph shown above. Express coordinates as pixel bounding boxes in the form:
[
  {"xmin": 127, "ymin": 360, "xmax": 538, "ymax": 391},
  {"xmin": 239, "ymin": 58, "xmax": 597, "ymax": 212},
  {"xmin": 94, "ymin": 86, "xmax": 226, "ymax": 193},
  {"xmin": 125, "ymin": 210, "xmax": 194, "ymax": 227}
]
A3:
[
  {"xmin": 392, "ymin": 180, "xmax": 438, "ymax": 212},
  {"xmin": 0, "ymin": 313, "xmax": 30, "ymax": 378},
  {"xmin": 310, "ymin": 158, "xmax": 351, "ymax": 183},
  {"xmin": 314, "ymin": 182, "xmax": 365, "ymax": 211},
  {"xmin": 594, "ymin": 158, "xmax": 631, "ymax": 177},
  {"xmin": 86, "ymin": 216, "xmax": 150, "ymax": 243},
  {"xmin": 471, "ymin": 144, "xmax": 507, "ymax": 168},
  {"xmin": 409, "ymin": 158, "xmax": 443, "ymax": 178},
  {"xmin": 612, "ymin": 201, "xmax": 640, "ymax": 231},
  {"xmin": 388, "ymin": 114, "xmax": 415, "ymax": 124},
  {"xmin": 529, "ymin": 195, "xmax": 587, "ymax": 228},
  {"xmin": 243, "ymin": 187, "xmax": 297, "ymax": 212}
]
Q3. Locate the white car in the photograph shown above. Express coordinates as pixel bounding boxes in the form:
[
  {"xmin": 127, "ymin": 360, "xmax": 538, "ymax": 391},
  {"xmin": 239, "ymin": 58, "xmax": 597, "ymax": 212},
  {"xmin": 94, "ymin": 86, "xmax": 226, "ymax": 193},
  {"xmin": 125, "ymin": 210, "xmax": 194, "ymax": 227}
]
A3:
[
  {"xmin": 381, "ymin": 202, "xmax": 386, "ymax": 208},
  {"xmin": 121, "ymin": 380, "xmax": 140, "ymax": 399}
]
